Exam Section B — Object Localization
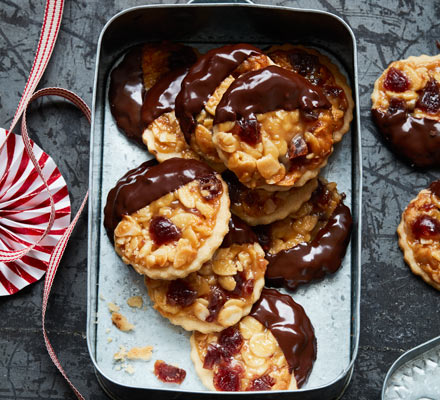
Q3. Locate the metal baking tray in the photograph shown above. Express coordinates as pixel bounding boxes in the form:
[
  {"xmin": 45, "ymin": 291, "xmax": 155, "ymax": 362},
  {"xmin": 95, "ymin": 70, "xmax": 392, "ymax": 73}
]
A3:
[
  {"xmin": 382, "ymin": 335, "xmax": 440, "ymax": 400},
  {"xmin": 87, "ymin": 2, "xmax": 362, "ymax": 399}
]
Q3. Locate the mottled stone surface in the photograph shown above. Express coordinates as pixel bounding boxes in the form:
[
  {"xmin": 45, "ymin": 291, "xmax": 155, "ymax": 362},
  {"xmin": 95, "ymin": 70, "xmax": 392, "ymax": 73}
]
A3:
[{"xmin": 0, "ymin": 0, "xmax": 439, "ymax": 399}]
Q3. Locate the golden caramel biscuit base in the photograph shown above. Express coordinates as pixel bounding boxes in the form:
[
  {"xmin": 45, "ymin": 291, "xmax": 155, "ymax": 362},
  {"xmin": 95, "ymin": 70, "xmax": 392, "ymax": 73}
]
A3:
[
  {"xmin": 372, "ymin": 54, "xmax": 440, "ymax": 119},
  {"xmin": 227, "ymin": 174, "xmax": 318, "ymax": 225},
  {"xmin": 114, "ymin": 177, "xmax": 230, "ymax": 280},
  {"xmin": 143, "ymin": 111, "xmax": 201, "ymax": 162},
  {"xmin": 397, "ymin": 186, "xmax": 440, "ymax": 290},
  {"xmin": 268, "ymin": 44, "xmax": 354, "ymax": 143},
  {"xmin": 213, "ymin": 107, "xmax": 334, "ymax": 190},
  {"xmin": 267, "ymin": 179, "xmax": 342, "ymax": 255},
  {"xmin": 145, "ymin": 242, "xmax": 267, "ymax": 333},
  {"xmin": 188, "ymin": 54, "xmax": 274, "ymax": 168},
  {"xmin": 190, "ymin": 317, "xmax": 297, "ymax": 391}
]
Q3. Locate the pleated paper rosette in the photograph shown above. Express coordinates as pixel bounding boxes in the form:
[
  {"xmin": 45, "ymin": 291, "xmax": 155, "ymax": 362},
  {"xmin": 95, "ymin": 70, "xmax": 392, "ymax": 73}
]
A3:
[{"xmin": 0, "ymin": 128, "xmax": 71, "ymax": 295}]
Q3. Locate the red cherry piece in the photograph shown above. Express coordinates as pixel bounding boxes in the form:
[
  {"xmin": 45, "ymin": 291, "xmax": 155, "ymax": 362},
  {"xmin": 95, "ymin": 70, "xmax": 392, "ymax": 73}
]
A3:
[
  {"xmin": 323, "ymin": 84, "xmax": 343, "ymax": 98},
  {"xmin": 154, "ymin": 360, "xmax": 186, "ymax": 384},
  {"xmin": 213, "ymin": 362, "xmax": 244, "ymax": 391},
  {"xmin": 206, "ymin": 286, "xmax": 226, "ymax": 322},
  {"xmin": 218, "ymin": 327, "xmax": 244, "ymax": 357},
  {"xmin": 166, "ymin": 279, "xmax": 197, "ymax": 307},
  {"xmin": 149, "ymin": 216, "xmax": 181, "ymax": 246},
  {"xmin": 288, "ymin": 136, "xmax": 308, "ymax": 160},
  {"xmin": 247, "ymin": 374, "xmax": 276, "ymax": 391},
  {"xmin": 204, "ymin": 343, "xmax": 224, "ymax": 370},
  {"xmin": 388, "ymin": 98, "xmax": 406, "ymax": 115},
  {"xmin": 383, "ymin": 67, "xmax": 410, "ymax": 92},
  {"xmin": 199, "ymin": 175, "xmax": 223, "ymax": 201},
  {"xmin": 289, "ymin": 51, "xmax": 320, "ymax": 84},
  {"xmin": 411, "ymin": 215, "xmax": 440, "ymax": 240},
  {"xmin": 231, "ymin": 117, "xmax": 261, "ymax": 146},
  {"xmin": 416, "ymin": 78, "xmax": 440, "ymax": 114}
]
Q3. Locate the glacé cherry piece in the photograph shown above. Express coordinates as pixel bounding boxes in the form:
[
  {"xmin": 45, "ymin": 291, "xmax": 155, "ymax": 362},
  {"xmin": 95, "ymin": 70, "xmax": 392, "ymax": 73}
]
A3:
[
  {"xmin": 288, "ymin": 136, "xmax": 308, "ymax": 160},
  {"xmin": 323, "ymin": 84, "xmax": 343, "ymax": 98},
  {"xmin": 289, "ymin": 51, "xmax": 320, "ymax": 84},
  {"xmin": 411, "ymin": 215, "xmax": 440, "ymax": 240},
  {"xmin": 416, "ymin": 78, "xmax": 440, "ymax": 114},
  {"xmin": 166, "ymin": 279, "xmax": 197, "ymax": 307},
  {"xmin": 388, "ymin": 98, "xmax": 406, "ymax": 115},
  {"xmin": 231, "ymin": 117, "xmax": 261, "ymax": 146},
  {"xmin": 429, "ymin": 180, "xmax": 440, "ymax": 198},
  {"xmin": 218, "ymin": 327, "xmax": 244, "ymax": 357},
  {"xmin": 154, "ymin": 360, "xmax": 186, "ymax": 384},
  {"xmin": 199, "ymin": 175, "xmax": 223, "ymax": 201},
  {"xmin": 149, "ymin": 216, "xmax": 181, "ymax": 246},
  {"xmin": 213, "ymin": 361, "xmax": 244, "ymax": 391},
  {"xmin": 247, "ymin": 374, "xmax": 276, "ymax": 391},
  {"xmin": 383, "ymin": 67, "xmax": 410, "ymax": 93},
  {"xmin": 204, "ymin": 343, "xmax": 224, "ymax": 370},
  {"xmin": 206, "ymin": 286, "xmax": 226, "ymax": 322},
  {"xmin": 228, "ymin": 271, "xmax": 254, "ymax": 298}
]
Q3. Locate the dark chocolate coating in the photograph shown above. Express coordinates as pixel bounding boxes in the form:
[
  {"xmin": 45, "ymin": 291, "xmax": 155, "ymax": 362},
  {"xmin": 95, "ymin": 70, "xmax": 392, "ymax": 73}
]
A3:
[
  {"xmin": 175, "ymin": 43, "xmax": 262, "ymax": 141},
  {"xmin": 221, "ymin": 215, "xmax": 258, "ymax": 248},
  {"xmin": 108, "ymin": 46, "xmax": 144, "ymax": 144},
  {"xmin": 265, "ymin": 202, "xmax": 352, "ymax": 291},
  {"xmin": 141, "ymin": 67, "xmax": 189, "ymax": 129},
  {"xmin": 429, "ymin": 180, "xmax": 440, "ymax": 197},
  {"xmin": 372, "ymin": 108, "xmax": 440, "ymax": 168},
  {"xmin": 214, "ymin": 65, "xmax": 331, "ymax": 124},
  {"xmin": 249, "ymin": 288, "xmax": 317, "ymax": 388},
  {"xmin": 103, "ymin": 158, "xmax": 216, "ymax": 240}
]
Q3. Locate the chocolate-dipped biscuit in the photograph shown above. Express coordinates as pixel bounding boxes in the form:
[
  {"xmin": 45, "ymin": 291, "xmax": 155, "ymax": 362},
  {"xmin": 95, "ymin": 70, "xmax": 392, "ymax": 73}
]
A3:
[
  {"xmin": 259, "ymin": 179, "xmax": 352, "ymax": 291},
  {"xmin": 190, "ymin": 288, "xmax": 316, "ymax": 391},
  {"xmin": 174, "ymin": 43, "xmax": 273, "ymax": 168},
  {"xmin": 109, "ymin": 42, "xmax": 197, "ymax": 145},
  {"xmin": 267, "ymin": 44, "xmax": 354, "ymax": 143},
  {"xmin": 212, "ymin": 65, "xmax": 334, "ymax": 190},
  {"xmin": 145, "ymin": 216, "xmax": 267, "ymax": 333},
  {"xmin": 104, "ymin": 157, "xmax": 231, "ymax": 280},
  {"xmin": 371, "ymin": 54, "xmax": 440, "ymax": 167},
  {"xmin": 397, "ymin": 180, "xmax": 440, "ymax": 290}
]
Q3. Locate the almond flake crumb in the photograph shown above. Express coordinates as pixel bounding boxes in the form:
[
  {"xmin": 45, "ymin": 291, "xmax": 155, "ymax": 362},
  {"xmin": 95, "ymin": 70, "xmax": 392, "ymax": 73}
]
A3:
[
  {"xmin": 124, "ymin": 364, "xmax": 135, "ymax": 375},
  {"xmin": 107, "ymin": 337, "xmax": 113, "ymax": 343},
  {"xmin": 111, "ymin": 312, "xmax": 134, "ymax": 332},
  {"xmin": 114, "ymin": 346, "xmax": 127, "ymax": 361},
  {"xmin": 99, "ymin": 293, "xmax": 105, "ymax": 301},
  {"xmin": 106, "ymin": 328, "xmax": 111, "ymax": 334},
  {"xmin": 108, "ymin": 302, "xmax": 120, "ymax": 313},
  {"xmin": 127, "ymin": 346, "xmax": 153, "ymax": 361},
  {"xmin": 127, "ymin": 296, "xmax": 143, "ymax": 309}
]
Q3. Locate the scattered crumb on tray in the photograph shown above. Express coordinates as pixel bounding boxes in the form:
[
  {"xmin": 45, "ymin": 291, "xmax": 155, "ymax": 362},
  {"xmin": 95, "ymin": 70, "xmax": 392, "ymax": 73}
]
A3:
[
  {"xmin": 127, "ymin": 346, "xmax": 153, "ymax": 361},
  {"xmin": 106, "ymin": 328, "xmax": 111, "ymax": 334},
  {"xmin": 99, "ymin": 293, "xmax": 105, "ymax": 301},
  {"xmin": 108, "ymin": 302, "xmax": 120, "ymax": 313},
  {"xmin": 111, "ymin": 312, "xmax": 134, "ymax": 332},
  {"xmin": 127, "ymin": 296, "xmax": 143, "ymax": 309},
  {"xmin": 114, "ymin": 346, "xmax": 127, "ymax": 361},
  {"xmin": 124, "ymin": 364, "xmax": 135, "ymax": 375},
  {"xmin": 107, "ymin": 337, "xmax": 113, "ymax": 343}
]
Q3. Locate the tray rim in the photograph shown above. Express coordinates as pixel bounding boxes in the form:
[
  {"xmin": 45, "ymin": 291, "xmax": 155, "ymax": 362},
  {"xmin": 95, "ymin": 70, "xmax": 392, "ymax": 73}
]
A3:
[{"xmin": 87, "ymin": 2, "xmax": 363, "ymax": 397}]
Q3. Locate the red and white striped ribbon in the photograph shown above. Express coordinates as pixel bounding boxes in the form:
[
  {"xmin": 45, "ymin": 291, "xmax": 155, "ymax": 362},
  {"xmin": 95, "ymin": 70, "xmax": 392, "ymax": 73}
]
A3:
[{"xmin": 1, "ymin": 0, "xmax": 89, "ymax": 398}]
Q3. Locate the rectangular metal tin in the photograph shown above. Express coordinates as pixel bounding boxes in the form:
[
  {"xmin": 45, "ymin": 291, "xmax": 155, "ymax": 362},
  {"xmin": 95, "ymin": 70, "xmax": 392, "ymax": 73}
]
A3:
[{"xmin": 87, "ymin": 3, "xmax": 362, "ymax": 399}]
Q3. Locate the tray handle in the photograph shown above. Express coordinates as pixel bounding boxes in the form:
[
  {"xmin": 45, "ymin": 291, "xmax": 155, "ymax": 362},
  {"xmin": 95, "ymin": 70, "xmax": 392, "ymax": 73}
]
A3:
[{"xmin": 187, "ymin": 0, "xmax": 254, "ymax": 4}]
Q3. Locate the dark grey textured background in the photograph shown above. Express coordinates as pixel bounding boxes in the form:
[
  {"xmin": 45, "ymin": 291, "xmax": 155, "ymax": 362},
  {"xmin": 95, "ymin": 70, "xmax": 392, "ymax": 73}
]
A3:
[{"xmin": 0, "ymin": 0, "xmax": 439, "ymax": 399}]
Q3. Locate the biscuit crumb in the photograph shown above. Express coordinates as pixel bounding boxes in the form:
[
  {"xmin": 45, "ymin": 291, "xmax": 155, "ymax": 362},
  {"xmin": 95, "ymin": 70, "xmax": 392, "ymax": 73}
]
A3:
[
  {"xmin": 111, "ymin": 312, "xmax": 134, "ymax": 332},
  {"xmin": 114, "ymin": 345, "xmax": 127, "ymax": 361},
  {"xmin": 108, "ymin": 302, "xmax": 120, "ymax": 313},
  {"xmin": 127, "ymin": 296, "xmax": 143, "ymax": 308},
  {"xmin": 127, "ymin": 346, "xmax": 153, "ymax": 361},
  {"xmin": 125, "ymin": 364, "xmax": 135, "ymax": 375}
]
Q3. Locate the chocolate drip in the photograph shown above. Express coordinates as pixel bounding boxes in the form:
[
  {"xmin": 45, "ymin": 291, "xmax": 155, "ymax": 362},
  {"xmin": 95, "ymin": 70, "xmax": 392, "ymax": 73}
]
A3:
[
  {"xmin": 221, "ymin": 215, "xmax": 257, "ymax": 248},
  {"xmin": 265, "ymin": 202, "xmax": 352, "ymax": 291},
  {"xmin": 372, "ymin": 108, "xmax": 440, "ymax": 168},
  {"xmin": 175, "ymin": 43, "xmax": 262, "ymax": 141},
  {"xmin": 215, "ymin": 65, "xmax": 331, "ymax": 125},
  {"xmin": 103, "ymin": 158, "xmax": 216, "ymax": 239},
  {"xmin": 249, "ymin": 288, "xmax": 316, "ymax": 388},
  {"xmin": 141, "ymin": 67, "xmax": 189, "ymax": 129},
  {"xmin": 108, "ymin": 46, "xmax": 144, "ymax": 144},
  {"xmin": 429, "ymin": 180, "xmax": 440, "ymax": 197}
]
